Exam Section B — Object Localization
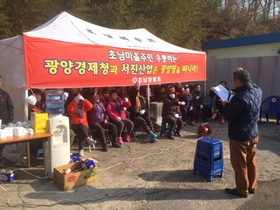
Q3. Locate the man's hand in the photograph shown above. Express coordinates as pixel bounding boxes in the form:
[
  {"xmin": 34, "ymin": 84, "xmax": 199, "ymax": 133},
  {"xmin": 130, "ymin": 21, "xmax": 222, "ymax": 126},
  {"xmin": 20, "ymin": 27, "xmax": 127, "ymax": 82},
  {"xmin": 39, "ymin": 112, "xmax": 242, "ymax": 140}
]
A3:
[{"xmin": 221, "ymin": 100, "xmax": 229, "ymax": 106}]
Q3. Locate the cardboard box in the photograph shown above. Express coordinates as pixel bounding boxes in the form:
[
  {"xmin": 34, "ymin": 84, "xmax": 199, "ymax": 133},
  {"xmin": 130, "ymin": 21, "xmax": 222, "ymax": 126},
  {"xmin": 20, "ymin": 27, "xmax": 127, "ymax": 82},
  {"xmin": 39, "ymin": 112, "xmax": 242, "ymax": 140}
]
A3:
[
  {"xmin": 54, "ymin": 162, "xmax": 97, "ymax": 191},
  {"xmin": 30, "ymin": 112, "xmax": 48, "ymax": 133}
]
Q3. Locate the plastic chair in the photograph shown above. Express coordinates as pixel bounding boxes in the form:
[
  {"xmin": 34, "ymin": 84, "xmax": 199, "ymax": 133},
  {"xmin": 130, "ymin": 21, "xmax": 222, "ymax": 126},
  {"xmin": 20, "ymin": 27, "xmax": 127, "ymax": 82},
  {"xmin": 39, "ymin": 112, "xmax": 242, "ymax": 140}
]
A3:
[
  {"xmin": 35, "ymin": 148, "xmax": 44, "ymax": 159},
  {"xmin": 205, "ymin": 93, "xmax": 213, "ymax": 109},
  {"xmin": 259, "ymin": 95, "xmax": 280, "ymax": 125},
  {"xmin": 160, "ymin": 121, "xmax": 169, "ymax": 136},
  {"xmin": 160, "ymin": 121, "xmax": 176, "ymax": 136}
]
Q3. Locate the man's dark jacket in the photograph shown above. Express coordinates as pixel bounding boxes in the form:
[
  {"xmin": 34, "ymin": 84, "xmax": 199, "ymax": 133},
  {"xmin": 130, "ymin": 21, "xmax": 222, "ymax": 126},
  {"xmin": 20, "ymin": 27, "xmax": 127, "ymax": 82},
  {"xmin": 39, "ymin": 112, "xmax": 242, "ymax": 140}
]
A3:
[
  {"xmin": 0, "ymin": 89, "xmax": 14, "ymax": 124},
  {"xmin": 224, "ymin": 81, "xmax": 262, "ymax": 141}
]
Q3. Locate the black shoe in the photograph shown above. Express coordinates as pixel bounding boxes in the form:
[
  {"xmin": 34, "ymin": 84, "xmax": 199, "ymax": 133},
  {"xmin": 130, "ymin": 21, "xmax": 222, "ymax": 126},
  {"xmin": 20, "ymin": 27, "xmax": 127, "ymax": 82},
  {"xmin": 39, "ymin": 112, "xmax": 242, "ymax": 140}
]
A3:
[
  {"xmin": 225, "ymin": 188, "xmax": 247, "ymax": 198},
  {"xmin": 112, "ymin": 143, "xmax": 122, "ymax": 148},
  {"xmin": 248, "ymin": 190, "xmax": 255, "ymax": 194},
  {"xmin": 103, "ymin": 145, "xmax": 109, "ymax": 152}
]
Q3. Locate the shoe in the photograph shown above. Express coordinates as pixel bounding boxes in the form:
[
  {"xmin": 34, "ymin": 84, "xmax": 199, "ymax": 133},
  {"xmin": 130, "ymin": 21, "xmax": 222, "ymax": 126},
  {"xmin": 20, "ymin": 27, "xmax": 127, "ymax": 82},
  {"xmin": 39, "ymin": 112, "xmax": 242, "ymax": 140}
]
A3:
[
  {"xmin": 169, "ymin": 135, "xmax": 175, "ymax": 140},
  {"xmin": 248, "ymin": 190, "xmax": 255, "ymax": 194},
  {"xmin": 211, "ymin": 113, "xmax": 217, "ymax": 119},
  {"xmin": 124, "ymin": 134, "xmax": 131, "ymax": 142},
  {"xmin": 117, "ymin": 137, "xmax": 124, "ymax": 144},
  {"xmin": 220, "ymin": 118, "xmax": 225, "ymax": 124},
  {"xmin": 150, "ymin": 132, "xmax": 157, "ymax": 138},
  {"xmin": 112, "ymin": 143, "xmax": 122, "ymax": 148},
  {"xmin": 190, "ymin": 121, "xmax": 195, "ymax": 126},
  {"xmin": 79, "ymin": 149, "xmax": 84, "ymax": 157},
  {"xmin": 103, "ymin": 145, "xmax": 109, "ymax": 152},
  {"xmin": 150, "ymin": 132, "xmax": 158, "ymax": 142},
  {"xmin": 87, "ymin": 137, "xmax": 97, "ymax": 146},
  {"xmin": 176, "ymin": 132, "xmax": 182, "ymax": 137},
  {"xmin": 183, "ymin": 122, "xmax": 187, "ymax": 126},
  {"xmin": 225, "ymin": 188, "xmax": 247, "ymax": 198}
]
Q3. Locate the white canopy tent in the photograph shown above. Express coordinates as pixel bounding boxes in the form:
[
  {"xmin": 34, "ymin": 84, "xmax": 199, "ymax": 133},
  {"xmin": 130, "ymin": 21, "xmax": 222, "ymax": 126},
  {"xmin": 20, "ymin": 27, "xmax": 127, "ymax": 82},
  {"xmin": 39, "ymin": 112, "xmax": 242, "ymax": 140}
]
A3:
[{"xmin": 0, "ymin": 11, "xmax": 206, "ymax": 122}]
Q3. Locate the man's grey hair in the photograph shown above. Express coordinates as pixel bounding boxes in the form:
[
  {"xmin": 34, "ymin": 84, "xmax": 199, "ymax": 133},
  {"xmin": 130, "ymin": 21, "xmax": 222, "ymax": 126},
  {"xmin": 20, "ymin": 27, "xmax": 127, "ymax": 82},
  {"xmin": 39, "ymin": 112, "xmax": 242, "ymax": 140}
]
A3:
[{"xmin": 233, "ymin": 70, "xmax": 250, "ymax": 84}]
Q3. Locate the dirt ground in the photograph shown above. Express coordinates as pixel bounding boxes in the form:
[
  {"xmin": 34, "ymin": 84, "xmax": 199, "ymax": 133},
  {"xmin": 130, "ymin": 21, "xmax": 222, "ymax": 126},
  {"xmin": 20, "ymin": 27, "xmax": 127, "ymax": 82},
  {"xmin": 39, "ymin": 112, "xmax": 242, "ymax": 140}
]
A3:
[{"xmin": 0, "ymin": 119, "xmax": 280, "ymax": 210}]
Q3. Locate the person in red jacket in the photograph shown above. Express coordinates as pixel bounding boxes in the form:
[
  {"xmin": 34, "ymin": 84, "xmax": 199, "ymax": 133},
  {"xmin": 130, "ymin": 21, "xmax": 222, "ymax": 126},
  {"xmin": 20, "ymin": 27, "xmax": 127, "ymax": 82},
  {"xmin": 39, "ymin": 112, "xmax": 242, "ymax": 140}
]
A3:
[
  {"xmin": 67, "ymin": 89, "xmax": 96, "ymax": 157},
  {"xmin": 106, "ymin": 89, "xmax": 134, "ymax": 144}
]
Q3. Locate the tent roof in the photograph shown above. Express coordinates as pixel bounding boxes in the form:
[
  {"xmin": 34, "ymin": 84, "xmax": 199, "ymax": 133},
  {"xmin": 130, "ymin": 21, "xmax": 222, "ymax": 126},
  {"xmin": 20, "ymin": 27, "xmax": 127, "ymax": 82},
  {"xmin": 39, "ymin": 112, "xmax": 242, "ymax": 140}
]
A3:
[{"xmin": 24, "ymin": 11, "xmax": 203, "ymax": 54}]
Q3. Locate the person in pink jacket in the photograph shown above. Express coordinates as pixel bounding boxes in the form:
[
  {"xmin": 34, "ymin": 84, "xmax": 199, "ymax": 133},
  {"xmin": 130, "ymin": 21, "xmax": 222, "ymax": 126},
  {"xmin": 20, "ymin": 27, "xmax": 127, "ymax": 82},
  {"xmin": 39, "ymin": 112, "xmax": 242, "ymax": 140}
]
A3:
[{"xmin": 106, "ymin": 89, "xmax": 134, "ymax": 144}]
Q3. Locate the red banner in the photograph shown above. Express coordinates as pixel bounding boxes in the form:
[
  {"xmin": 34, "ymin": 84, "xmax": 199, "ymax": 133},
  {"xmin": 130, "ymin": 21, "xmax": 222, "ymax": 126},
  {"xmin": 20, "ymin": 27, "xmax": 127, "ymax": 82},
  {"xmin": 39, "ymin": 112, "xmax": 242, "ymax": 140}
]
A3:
[{"xmin": 24, "ymin": 35, "xmax": 206, "ymax": 88}]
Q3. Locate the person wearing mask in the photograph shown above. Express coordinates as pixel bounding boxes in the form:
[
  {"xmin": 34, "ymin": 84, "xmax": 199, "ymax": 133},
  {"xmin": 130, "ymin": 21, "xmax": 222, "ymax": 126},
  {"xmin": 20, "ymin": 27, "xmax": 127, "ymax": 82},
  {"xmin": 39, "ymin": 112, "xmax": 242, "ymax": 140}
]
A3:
[
  {"xmin": 67, "ymin": 89, "xmax": 96, "ymax": 157},
  {"xmin": 128, "ymin": 88, "xmax": 157, "ymax": 142},
  {"xmin": 162, "ymin": 87, "xmax": 185, "ymax": 139},
  {"xmin": 87, "ymin": 89, "xmax": 121, "ymax": 151},
  {"xmin": 209, "ymin": 81, "xmax": 228, "ymax": 124},
  {"xmin": 0, "ymin": 75, "xmax": 14, "ymax": 125},
  {"xmin": 192, "ymin": 84, "xmax": 210, "ymax": 123},
  {"xmin": 179, "ymin": 88, "xmax": 196, "ymax": 126},
  {"xmin": 106, "ymin": 89, "xmax": 134, "ymax": 144},
  {"xmin": 27, "ymin": 89, "xmax": 46, "ymax": 120},
  {"xmin": 222, "ymin": 68, "xmax": 262, "ymax": 198}
]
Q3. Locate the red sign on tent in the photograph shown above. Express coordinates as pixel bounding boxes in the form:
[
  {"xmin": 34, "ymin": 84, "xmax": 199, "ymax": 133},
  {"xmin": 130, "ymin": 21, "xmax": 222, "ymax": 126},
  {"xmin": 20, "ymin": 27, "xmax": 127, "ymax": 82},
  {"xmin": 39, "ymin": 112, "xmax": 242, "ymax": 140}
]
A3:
[{"xmin": 24, "ymin": 36, "xmax": 206, "ymax": 88}]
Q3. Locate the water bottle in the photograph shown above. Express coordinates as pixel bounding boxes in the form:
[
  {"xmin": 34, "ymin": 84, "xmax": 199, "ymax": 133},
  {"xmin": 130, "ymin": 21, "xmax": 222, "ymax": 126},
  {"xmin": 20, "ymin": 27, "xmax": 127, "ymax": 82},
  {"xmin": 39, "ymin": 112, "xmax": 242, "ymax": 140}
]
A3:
[{"xmin": 45, "ymin": 90, "xmax": 65, "ymax": 115}]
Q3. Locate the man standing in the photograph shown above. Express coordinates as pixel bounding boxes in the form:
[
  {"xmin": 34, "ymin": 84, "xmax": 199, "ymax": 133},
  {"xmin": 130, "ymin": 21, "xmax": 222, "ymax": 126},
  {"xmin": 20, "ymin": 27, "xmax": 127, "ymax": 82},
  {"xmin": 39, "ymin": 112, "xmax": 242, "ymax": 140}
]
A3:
[
  {"xmin": 0, "ymin": 75, "xmax": 14, "ymax": 124},
  {"xmin": 222, "ymin": 68, "xmax": 262, "ymax": 198}
]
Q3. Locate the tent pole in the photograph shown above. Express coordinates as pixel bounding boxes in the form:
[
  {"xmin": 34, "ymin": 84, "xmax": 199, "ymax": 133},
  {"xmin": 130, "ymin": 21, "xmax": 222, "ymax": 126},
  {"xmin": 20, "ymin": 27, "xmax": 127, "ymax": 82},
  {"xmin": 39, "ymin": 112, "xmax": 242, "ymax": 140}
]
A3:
[
  {"xmin": 147, "ymin": 84, "xmax": 150, "ymax": 116},
  {"xmin": 24, "ymin": 89, "xmax": 28, "ymax": 122}
]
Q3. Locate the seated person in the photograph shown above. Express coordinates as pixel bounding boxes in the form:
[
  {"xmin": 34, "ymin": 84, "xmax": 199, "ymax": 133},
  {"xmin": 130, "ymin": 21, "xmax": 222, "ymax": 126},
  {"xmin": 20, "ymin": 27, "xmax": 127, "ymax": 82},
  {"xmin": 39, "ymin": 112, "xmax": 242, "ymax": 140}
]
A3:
[
  {"xmin": 187, "ymin": 82, "xmax": 195, "ymax": 93},
  {"xmin": 106, "ymin": 89, "xmax": 134, "ymax": 144},
  {"xmin": 153, "ymin": 86, "xmax": 167, "ymax": 102},
  {"xmin": 27, "ymin": 89, "xmax": 46, "ymax": 120},
  {"xmin": 128, "ymin": 88, "xmax": 157, "ymax": 142},
  {"xmin": 87, "ymin": 89, "xmax": 121, "ymax": 151},
  {"xmin": 209, "ymin": 81, "xmax": 228, "ymax": 124},
  {"xmin": 179, "ymin": 88, "xmax": 196, "ymax": 126},
  {"xmin": 162, "ymin": 87, "xmax": 185, "ymax": 139},
  {"xmin": 67, "ymin": 89, "xmax": 96, "ymax": 157},
  {"xmin": 174, "ymin": 82, "xmax": 183, "ymax": 93},
  {"xmin": 191, "ymin": 84, "xmax": 211, "ymax": 123}
]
